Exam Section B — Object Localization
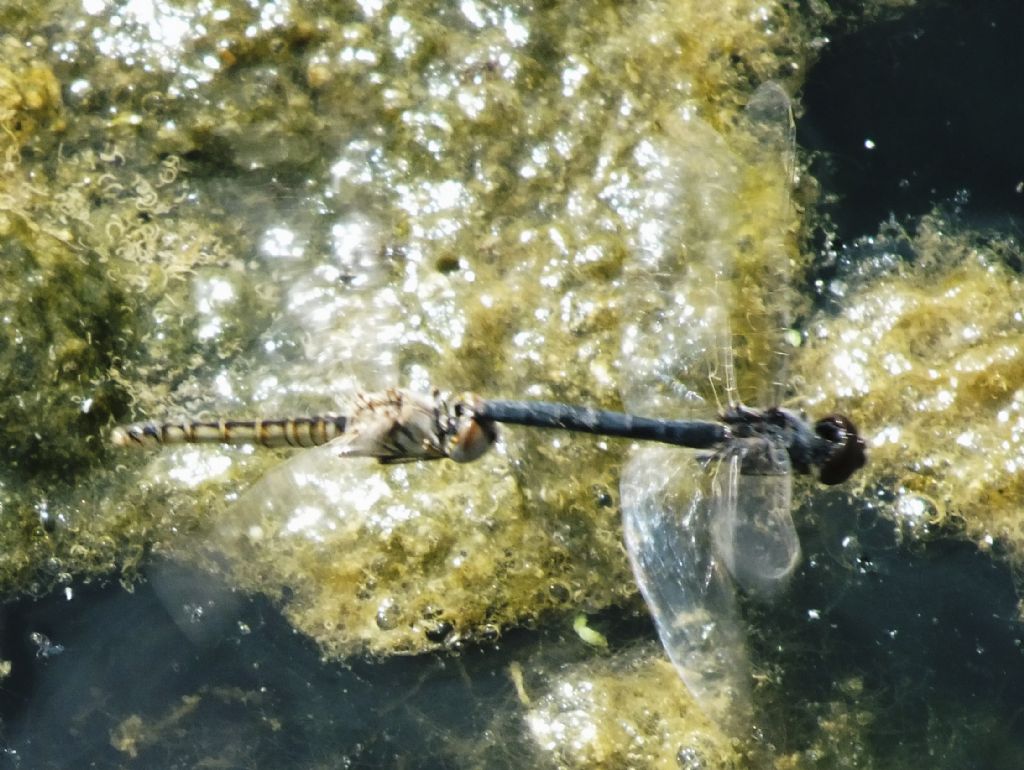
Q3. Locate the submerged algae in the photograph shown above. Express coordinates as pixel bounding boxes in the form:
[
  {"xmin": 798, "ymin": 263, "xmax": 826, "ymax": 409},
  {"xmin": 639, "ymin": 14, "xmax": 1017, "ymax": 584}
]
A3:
[
  {"xmin": 75, "ymin": 0, "xmax": 820, "ymax": 673},
  {"xmin": 523, "ymin": 645, "xmax": 738, "ymax": 769},
  {"xmin": 0, "ymin": 34, "xmax": 271, "ymax": 593}
]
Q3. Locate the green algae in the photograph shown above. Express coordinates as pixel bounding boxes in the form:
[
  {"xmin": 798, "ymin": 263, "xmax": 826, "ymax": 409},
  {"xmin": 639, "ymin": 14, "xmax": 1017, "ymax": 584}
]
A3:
[
  {"xmin": 43, "ymin": 0, "xmax": 820, "ymax": 678},
  {"xmin": 0, "ymin": 35, "xmax": 270, "ymax": 592}
]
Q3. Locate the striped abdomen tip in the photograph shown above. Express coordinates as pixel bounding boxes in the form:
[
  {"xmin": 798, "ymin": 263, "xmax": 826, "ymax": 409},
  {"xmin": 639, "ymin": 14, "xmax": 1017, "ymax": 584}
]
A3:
[
  {"xmin": 109, "ymin": 421, "xmax": 182, "ymax": 447},
  {"xmin": 109, "ymin": 416, "xmax": 350, "ymax": 449},
  {"xmin": 109, "ymin": 425, "xmax": 132, "ymax": 447}
]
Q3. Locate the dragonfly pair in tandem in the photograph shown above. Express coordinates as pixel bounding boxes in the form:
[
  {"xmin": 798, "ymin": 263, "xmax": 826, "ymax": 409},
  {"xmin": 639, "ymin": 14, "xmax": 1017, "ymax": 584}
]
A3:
[
  {"xmin": 111, "ymin": 83, "xmax": 866, "ymax": 728},
  {"xmin": 110, "ymin": 386, "xmax": 863, "ymax": 483}
]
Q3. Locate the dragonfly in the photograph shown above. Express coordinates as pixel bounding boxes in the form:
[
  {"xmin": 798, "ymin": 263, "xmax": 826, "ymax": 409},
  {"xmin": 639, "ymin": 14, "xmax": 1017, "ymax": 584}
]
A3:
[
  {"xmin": 611, "ymin": 81, "xmax": 868, "ymax": 730},
  {"xmin": 112, "ymin": 387, "xmax": 862, "ymax": 487},
  {"xmin": 111, "ymin": 385, "xmax": 864, "ymax": 729},
  {"xmin": 110, "ymin": 83, "xmax": 865, "ymax": 730},
  {"xmin": 110, "ymin": 382, "xmax": 864, "ymax": 566}
]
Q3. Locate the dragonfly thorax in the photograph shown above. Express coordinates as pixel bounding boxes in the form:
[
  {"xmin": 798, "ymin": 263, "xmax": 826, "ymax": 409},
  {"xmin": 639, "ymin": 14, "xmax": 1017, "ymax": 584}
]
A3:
[{"xmin": 720, "ymin": 405, "xmax": 866, "ymax": 485}]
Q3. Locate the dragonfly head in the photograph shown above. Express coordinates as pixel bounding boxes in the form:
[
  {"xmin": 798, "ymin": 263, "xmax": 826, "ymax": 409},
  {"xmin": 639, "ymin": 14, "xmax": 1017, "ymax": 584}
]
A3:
[
  {"xmin": 813, "ymin": 414, "xmax": 867, "ymax": 485},
  {"xmin": 446, "ymin": 393, "xmax": 498, "ymax": 463}
]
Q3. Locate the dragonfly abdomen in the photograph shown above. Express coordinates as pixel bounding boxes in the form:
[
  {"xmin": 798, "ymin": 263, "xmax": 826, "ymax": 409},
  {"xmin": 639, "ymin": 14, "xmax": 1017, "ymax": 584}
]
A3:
[{"xmin": 110, "ymin": 415, "xmax": 348, "ymax": 449}]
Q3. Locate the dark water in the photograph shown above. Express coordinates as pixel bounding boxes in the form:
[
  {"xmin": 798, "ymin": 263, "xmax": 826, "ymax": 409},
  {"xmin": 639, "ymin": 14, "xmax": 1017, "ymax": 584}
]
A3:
[
  {"xmin": 0, "ymin": 561, "xmax": 569, "ymax": 769},
  {"xmin": 791, "ymin": 2, "xmax": 1024, "ymax": 763},
  {"xmin": 800, "ymin": 0, "xmax": 1024, "ymax": 244},
  {"xmin": 755, "ymin": 493, "xmax": 1024, "ymax": 766}
]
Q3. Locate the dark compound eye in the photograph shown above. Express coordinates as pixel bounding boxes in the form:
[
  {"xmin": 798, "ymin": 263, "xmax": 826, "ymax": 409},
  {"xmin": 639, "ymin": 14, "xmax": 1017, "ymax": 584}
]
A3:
[
  {"xmin": 448, "ymin": 394, "xmax": 497, "ymax": 463},
  {"xmin": 814, "ymin": 414, "xmax": 867, "ymax": 485}
]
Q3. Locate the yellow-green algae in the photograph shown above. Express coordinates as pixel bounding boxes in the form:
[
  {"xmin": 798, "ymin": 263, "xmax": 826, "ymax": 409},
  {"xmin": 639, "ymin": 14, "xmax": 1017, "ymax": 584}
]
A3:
[
  {"xmin": 109, "ymin": 686, "xmax": 274, "ymax": 763},
  {"xmin": 0, "ymin": 0, "xmax": 975, "ymax": 767},
  {"xmin": 188, "ymin": 79, "xmax": 808, "ymax": 679},
  {"xmin": 30, "ymin": 0, "xmax": 819, "ymax": 659},
  {"xmin": 795, "ymin": 215, "xmax": 1024, "ymax": 559},
  {"xmin": 521, "ymin": 645, "xmax": 738, "ymax": 769},
  {"xmin": 0, "ymin": 35, "xmax": 273, "ymax": 594}
]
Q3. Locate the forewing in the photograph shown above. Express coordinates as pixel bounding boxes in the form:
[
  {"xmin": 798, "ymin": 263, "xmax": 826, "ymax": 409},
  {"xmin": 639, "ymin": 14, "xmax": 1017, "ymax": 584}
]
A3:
[
  {"xmin": 613, "ymin": 83, "xmax": 802, "ymax": 726},
  {"xmin": 613, "ymin": 102, "xmax": 750, "ymax": 724},
  {"xmin": 732, "ymin": 81, "xmax": 800, "ymax": 408},
  {"xmin": 218, "ymin": 438, "xmax": 389, "ymax": 545},
  {"xmin": 710, "ymin": 443, "xmax": 800, "ymax": 598},
  {"xmin": 613, "ymin": 111, "xmax": 738, "ymax": 418},
  {"xmin": 621, "ymin": 447, "xmax": 752, "ymax": 727},
  {"xmin": 222, "ymin": 220, "xmax": 405, "ymax": 534}
]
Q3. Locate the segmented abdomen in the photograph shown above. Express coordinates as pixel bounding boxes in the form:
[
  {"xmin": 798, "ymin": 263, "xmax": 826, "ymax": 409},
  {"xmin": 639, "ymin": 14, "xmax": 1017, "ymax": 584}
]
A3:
[{"xmin": 110, "ymin": 416, "xmax": 348, "ymax": 449}]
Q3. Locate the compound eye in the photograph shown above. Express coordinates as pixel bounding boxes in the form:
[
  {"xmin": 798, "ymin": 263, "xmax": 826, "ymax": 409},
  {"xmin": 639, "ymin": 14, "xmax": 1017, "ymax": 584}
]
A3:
[
  {"xmin": 448, "ymin": 417, "xmax": 496, "ymax": 462},
  {"xmin": 447, "ymin": 395, "xmax": 497, "ymax": 463},
  {"xmin": 814, "ymin": 414, "xmax": 867, "ymax": 485}
]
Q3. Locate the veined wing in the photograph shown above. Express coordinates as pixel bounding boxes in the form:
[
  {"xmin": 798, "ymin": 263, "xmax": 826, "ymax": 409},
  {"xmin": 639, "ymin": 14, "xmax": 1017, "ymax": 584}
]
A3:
[
  {"xmin": 201, "ymin": 216, "xmax": 524, "ymax": 659},
  {"xmin": 221, "ymin": 216, "xmax": 408, "ymax": 544},
  {"xmin": 615, "ymin": 82, "xmax": 800, "ymax": 724},
  {"xmin": 728, "ymin": 80, "xmax": 799, "ymax": 410},
  {"xmin": 615, "ymin": 109, "xmax": 734, "ymax": 420},
  {"xmin": 711, "ymin": 438, "xmax": 799, "ymax": 598},
  {"xmin": 144, "ymin": 217, "xmax": 426, "ymax": 649},
  {"xmin": 614, "ymin": 103, "xmax": 751, "ymax": 725},
  {"xmin": 621, "ymin": 447, "xmax": 752, "ymax": 728},
  {"xmin": 712, "ymin": 82, "xmax": 802, "ymax": 594}
]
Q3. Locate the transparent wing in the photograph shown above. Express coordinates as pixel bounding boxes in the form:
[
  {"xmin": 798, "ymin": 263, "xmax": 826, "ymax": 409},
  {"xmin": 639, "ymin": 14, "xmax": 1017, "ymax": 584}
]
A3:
[
  {"xmin": 204, "ymin": 219, "xmax": 513, "ymax": 656},
  {"xmin": 621, "ymin": 447, "xmax": 751, "ymax": 728},
  {"xmin": 249, "ymin": 215, "xmax": 404, "ymax": 410},
  {"xmin": 216, "ymin": 433, "xmax": 410, "ymax": 547},
  {"xmin": 710, "ymin": 442, "xmax": 800, "ymax": 598},
  {"xmin": 229, "ymin": 216, "xmax": 404, "ymax": 517},
  {"xmin": 615, "ymin": 110, "xmax": 735, "ymax": 419},
  {"xmin": 150, "ymin": 218, "xmax": 424, "ymax": 654},
  {"xmin": 614, "ymin": 106, "xmax": 749, "ymax": 723},
  {"xmin": 614, "ymin": 83, "xmax": 799, "ymax": 724},
  {"xmin": 730, "ymin": 81, "xmax": 799, "ymax": 408},
  {"xmin": 711, "ymin": 83, "xmax": 801, "ymax": 593}
]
